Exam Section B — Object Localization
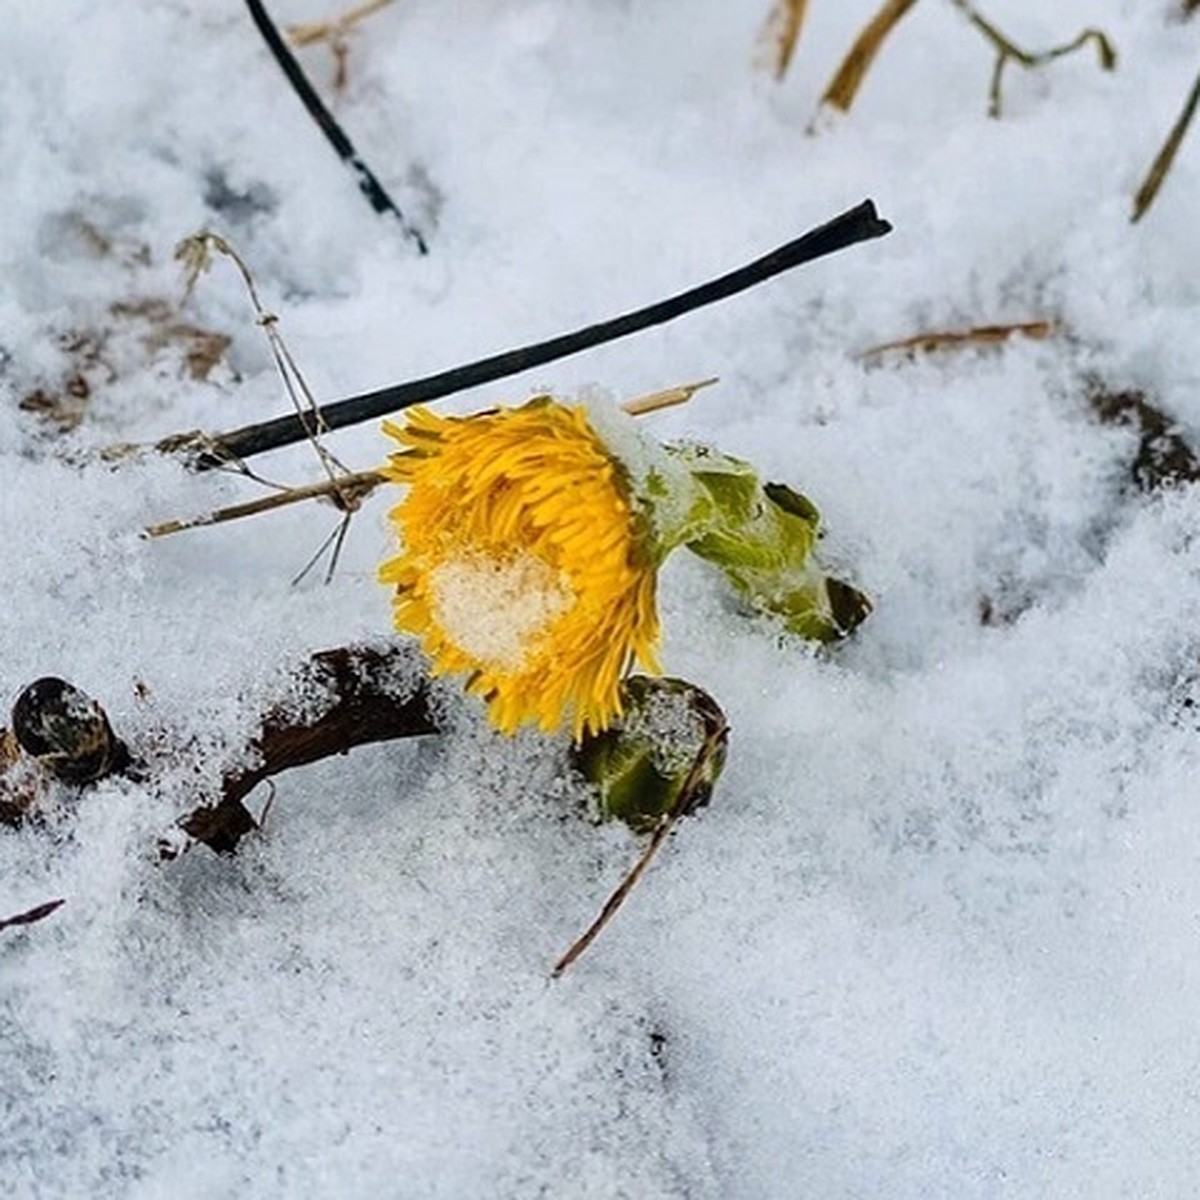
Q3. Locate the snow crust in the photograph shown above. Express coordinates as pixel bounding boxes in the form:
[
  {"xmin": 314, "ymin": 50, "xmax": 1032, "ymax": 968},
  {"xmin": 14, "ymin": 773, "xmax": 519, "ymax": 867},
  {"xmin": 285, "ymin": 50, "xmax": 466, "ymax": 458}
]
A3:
[{"xmin": 3, "ymin": 1, "xmax": 1200, "ymax": 1196}]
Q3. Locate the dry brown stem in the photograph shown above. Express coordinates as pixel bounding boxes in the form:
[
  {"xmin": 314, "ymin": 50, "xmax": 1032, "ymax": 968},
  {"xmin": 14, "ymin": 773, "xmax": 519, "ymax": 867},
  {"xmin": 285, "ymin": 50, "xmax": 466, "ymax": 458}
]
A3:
[
  {"xmin": 143, "ymin": 380, "xmax": 713, "ymax": 541},
  {"xmin": 1132, "ymin": 67, "xmax": 1200, "ymax": 223},
  {"xmin": 289, "ymin": 0, "xmax": 394, "ymax": 46},
  {"xmin": 759, "ymin": 0, "xmax": 810, "ymax": 81},
  {"xmin": 552, "ymin": 707, "xmax": 730, "ymax": 978},
  {"xmin": 861, "ymin": 319, "xmax": 1062, "ymax": 362},
  {"xmin": 144, "ymin": 469, "xmax": 386, "ymax": 539},
  {"xmin": 289, "ymin": 0, "xmax": 395, "ymax": 91},
  {"xmin": 817, "ymin": 0, "xmax": 921, "ymax": 115},
  {"xmin": 947, "ymin": 0, "xmax": 1116, "ymax": 117}
]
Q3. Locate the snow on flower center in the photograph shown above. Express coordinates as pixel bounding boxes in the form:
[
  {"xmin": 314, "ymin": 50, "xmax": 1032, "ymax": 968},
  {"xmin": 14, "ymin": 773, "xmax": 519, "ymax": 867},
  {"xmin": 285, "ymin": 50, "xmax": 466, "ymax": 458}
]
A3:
[{"xmin": 428, "ymin": 550, "xmax": 574, "ymax": 670}]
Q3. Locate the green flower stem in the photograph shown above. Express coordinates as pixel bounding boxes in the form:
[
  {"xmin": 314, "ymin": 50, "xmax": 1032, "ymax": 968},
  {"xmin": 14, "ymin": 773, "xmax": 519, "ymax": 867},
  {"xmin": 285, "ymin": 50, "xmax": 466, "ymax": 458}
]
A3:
[{"xmin": 651, "ymin": 446, "xmax": 871, "ymax": 641}]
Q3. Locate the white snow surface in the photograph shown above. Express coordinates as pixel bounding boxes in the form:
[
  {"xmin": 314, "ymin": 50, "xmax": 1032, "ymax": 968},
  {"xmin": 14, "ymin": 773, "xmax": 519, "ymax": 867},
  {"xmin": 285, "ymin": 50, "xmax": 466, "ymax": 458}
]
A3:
[{"xmin": 3, "ymin": 1, "xmax": 1200, "ymax": 1196}]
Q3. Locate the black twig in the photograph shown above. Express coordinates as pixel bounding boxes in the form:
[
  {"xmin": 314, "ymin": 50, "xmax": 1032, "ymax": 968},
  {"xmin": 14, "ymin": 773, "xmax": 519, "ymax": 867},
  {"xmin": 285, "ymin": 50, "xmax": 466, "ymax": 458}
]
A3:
[
  {"xmin": 186, "ymin": 199, "xmax": 892, "ymax": 468},
  {"xmin": 244, "ymin": 0, "xmax": 428, "ymax": 253},
  {"xmin": 1, "ymin": 899, "xmax": 65, "ymax": 933}
]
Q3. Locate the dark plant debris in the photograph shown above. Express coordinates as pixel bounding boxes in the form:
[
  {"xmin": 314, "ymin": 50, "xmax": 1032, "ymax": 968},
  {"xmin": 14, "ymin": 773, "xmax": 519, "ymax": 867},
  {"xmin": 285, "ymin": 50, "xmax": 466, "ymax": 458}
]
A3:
[
  {"xmin": 0, "ymin": 898, "xmax": 65, "ymax": 934},
  {"xmin": 1088, "ymin": 381, "xmax": 1200, "ymax": 493}
]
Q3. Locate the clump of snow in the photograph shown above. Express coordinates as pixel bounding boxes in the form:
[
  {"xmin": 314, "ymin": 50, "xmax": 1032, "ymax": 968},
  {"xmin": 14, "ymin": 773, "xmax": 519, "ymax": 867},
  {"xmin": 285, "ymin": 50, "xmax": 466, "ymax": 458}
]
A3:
[{"xmin": 429, "ymin": 551, "xmax": 573, "ymax": 668}]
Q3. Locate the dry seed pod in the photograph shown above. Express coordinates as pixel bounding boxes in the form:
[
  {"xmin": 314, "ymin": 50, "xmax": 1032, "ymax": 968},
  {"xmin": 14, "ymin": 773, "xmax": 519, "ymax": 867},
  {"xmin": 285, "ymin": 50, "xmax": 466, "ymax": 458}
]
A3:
[{"xmin": 10, "ymin": 677, "xmax": 129, "ymax": 785}]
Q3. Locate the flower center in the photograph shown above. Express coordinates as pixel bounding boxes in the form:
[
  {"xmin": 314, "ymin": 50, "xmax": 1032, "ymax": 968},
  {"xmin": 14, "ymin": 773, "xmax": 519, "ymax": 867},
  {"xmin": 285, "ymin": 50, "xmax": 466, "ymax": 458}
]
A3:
[{"xmin": 428, "ymin": 550, "xmax": 574, "ymax": 670}]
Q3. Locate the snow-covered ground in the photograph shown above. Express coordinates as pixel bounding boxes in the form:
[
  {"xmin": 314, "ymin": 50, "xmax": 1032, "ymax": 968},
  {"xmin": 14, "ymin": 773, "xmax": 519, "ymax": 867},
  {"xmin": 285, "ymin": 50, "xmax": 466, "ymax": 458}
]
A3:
[{"xmin": 3, "ymin": 1, "xmax": 1200, "ymax": 1195}]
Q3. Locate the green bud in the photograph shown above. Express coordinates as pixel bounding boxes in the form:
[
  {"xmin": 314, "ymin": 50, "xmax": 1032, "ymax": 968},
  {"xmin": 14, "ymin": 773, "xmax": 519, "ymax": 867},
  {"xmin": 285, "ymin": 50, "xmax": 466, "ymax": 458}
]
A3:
[
  {"xmin": 659, "ymin": 446, "xmax": 871, "ymax": 641},
  {"xmin": 572, "ymin": 675, "xmax": 728, "ymax": 833}
]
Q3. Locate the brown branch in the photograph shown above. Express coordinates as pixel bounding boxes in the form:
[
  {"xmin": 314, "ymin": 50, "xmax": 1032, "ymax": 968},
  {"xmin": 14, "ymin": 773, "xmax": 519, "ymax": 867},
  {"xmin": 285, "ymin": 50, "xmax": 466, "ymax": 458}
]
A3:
[
  {"xmin": 171, "ymin": 644, "xmax": 440, "ymax": 855},
  {"xmin": 144, "ymin": 469, "xmax": 386, "ymax": 539},
  {"xmin": 289, "ymin": 0, "xmax": 394, "ymax": 47},
  {"xmin": 1132, "ymin": 66, "xmax": 1200, "ymax": 223}
]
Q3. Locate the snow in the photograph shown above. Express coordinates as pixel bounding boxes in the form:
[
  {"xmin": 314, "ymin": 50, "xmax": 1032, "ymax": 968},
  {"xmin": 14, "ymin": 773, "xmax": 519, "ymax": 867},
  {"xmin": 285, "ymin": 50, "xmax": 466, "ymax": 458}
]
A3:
[
  {"xmin": 3, "ymin": 0, "xmax": 1200, "ymax": 1195},
  {"xmin": 429, "ymin": 550, "xmax": 573, "ymax": 668}
]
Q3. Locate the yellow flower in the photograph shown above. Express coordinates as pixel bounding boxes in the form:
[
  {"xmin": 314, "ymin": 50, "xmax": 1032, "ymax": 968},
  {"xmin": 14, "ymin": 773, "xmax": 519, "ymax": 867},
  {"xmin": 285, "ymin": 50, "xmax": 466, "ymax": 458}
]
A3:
[{"xmin": 378, "ymin": 398, "xmax": 661, "ymax": 739}]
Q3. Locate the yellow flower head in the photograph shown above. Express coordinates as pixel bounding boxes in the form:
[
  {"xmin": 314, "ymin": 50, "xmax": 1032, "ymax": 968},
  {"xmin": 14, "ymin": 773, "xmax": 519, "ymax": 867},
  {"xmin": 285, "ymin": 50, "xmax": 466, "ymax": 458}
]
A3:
[{"xmin": 378, "ymin": 398, "xmax": 661, "ymax": 739}]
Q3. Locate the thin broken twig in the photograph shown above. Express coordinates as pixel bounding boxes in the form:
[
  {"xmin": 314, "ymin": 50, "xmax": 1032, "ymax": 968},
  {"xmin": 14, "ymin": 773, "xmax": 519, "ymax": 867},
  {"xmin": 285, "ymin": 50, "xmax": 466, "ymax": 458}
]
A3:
[
  {"xmin": 759, "ymin": 0, "xmax": 810, "ymax": 81},
  {"xmin": 553, "ymin": 705, "xmax": 729, "ymax": 978},
  {"xmin": 289, "ymin": 0, "xmax": 395, "ymax": 47},
  {"xmin": 244, "ymin": 0, "xmax": 427, "ymax": 252},
  {"xmin": 0, "ymin": 899, "xmax": 65, "ymax": 933}
]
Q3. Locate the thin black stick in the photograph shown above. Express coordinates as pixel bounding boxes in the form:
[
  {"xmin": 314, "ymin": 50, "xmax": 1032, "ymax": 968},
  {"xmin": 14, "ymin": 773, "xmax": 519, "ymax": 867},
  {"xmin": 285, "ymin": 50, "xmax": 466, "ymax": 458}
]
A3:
[
  {"xmin": 244, "ymin": 0, "xmax": 428, "ymax": 254},
  {"xmin": 189, "ymin": 199, "xmax": 891, "ymax": 468},
  {"xmin": 0, "ymin": 899, "xmax": 65, "ymax": 933}
]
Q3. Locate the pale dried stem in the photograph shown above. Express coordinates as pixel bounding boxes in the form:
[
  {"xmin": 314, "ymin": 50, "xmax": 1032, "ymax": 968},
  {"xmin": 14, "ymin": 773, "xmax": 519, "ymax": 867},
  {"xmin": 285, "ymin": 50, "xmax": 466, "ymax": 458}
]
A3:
[
  {"xmin": 144, "ymin": 469, "xmax": 386, "ymax": 539},
  {"xmin": 1132, "ymin": 67, "xmax": 1200, "ymax": 223},
  {"xmin": 619, "ymin": 376, "xmax": 718, "ymax": 416},
  {"xmin": 552, "ymin": 712, "xmax": 729, "ymax": 978},
  {"xmin": 144, "ymin": 381, "xmax": 713, "ymax": 540},
  {"xmin": 861, "ymin": 319, "xmax": 1062, "ymax": 362},
  {"xmin": 288, "ymin": 0, "xmax": 395, "ymax": 47},
  {"xmin": 760, "ymin": 0, "xmax": 810, "ymax": 81}
]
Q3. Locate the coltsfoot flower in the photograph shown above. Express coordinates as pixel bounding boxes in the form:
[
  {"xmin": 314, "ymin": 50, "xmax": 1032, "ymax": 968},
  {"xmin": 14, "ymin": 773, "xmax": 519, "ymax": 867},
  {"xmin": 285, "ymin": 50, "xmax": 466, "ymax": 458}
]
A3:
[
  {"xmin": 378, "ymin": 399, "xmax": 660, "ymax": 739},
  {"xmin": 379, "ymin": 395, "xmax": 870, "ymax": 740}
]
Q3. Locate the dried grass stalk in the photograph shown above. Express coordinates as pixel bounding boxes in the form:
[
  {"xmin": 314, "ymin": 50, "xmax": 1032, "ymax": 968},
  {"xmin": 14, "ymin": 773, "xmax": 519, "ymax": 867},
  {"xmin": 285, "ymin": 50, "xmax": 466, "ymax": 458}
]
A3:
[
  {"xmin": 759, "ymin": 0, "xmax": 810, "ymax": 81},
  {"xmin": 948, "ymin": 0, "xmax": 1116, "ymax": 118},
  {"xmin": 552, "ymin": 707, "xmax": 729, "ymax": 978},
  {"xmin": 818, "ymin": 0, "xmax": 921, "ymax": 114},
  {"xmin": 289, "ymin": 0, "xmax": 395, "ymax": 47},
  {"xmin": 144, "ymin": 380, "xmax": 715, "ymax": 540},
  {"xmin": 862, "ymin": 319, "xmax": 1061, "ymax": 362},
  {"xmin": 1132, "ymin": 67, "xmax": 1200, "ymax": 223}
]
